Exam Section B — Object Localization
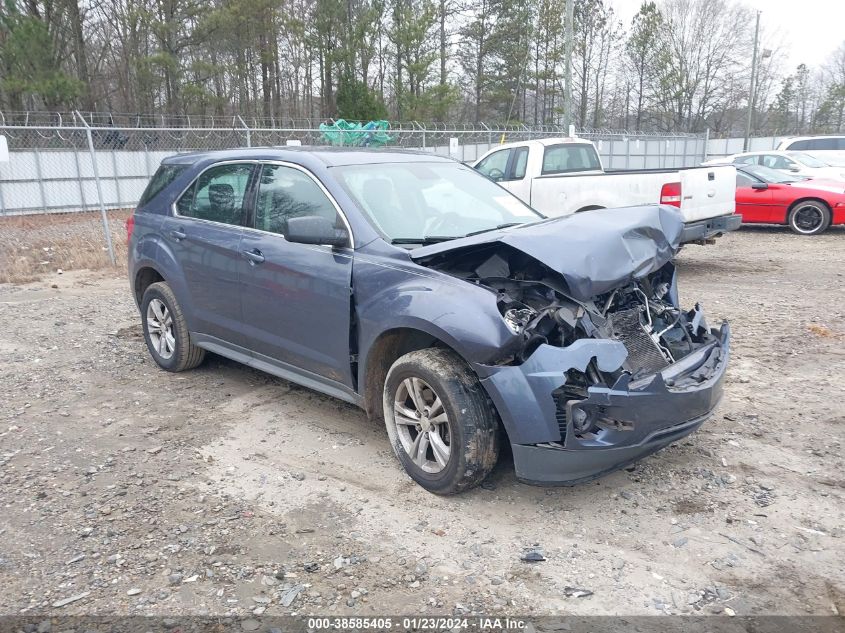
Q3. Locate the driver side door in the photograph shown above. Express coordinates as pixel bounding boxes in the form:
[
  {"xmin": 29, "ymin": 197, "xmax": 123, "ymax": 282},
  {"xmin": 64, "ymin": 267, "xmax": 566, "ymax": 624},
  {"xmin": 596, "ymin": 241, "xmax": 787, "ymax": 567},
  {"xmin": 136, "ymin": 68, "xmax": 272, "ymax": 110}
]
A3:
[
  {"xmin": 238, "ymin": 162, "xmax": 355, "ymax": 392},
  {"xmin": 475, "ymin": 149, "xmax": 512, "ymax": 185},
  {"xmin": 735, "ymin": 172, "xmax": 776, "ymax": 223}
]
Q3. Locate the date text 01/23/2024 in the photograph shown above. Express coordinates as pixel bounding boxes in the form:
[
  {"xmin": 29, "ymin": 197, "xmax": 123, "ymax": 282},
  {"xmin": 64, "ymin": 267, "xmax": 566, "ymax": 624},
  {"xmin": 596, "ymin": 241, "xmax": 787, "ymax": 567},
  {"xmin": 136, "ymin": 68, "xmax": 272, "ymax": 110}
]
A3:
[{"xmin": 306, "ymin": 617, "xmax": 528, "ymax": 630}]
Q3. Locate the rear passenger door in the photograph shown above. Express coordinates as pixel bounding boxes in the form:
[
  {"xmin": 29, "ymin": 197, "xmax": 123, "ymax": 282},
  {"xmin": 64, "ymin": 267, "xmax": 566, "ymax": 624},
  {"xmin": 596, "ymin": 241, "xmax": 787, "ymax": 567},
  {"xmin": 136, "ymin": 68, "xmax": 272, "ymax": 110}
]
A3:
[
  {"xmin": 163, "ymin": 161, "xmax": 256, "ymax": 345},
  {"xmin": 238, "ymin": 162, "xmax": 355, "ymax": 389}
]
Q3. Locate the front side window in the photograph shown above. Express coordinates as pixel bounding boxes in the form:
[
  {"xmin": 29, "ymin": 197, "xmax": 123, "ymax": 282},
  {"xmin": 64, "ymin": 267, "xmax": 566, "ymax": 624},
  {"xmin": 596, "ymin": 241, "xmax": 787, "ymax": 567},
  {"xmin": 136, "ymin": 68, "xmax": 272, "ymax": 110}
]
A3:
[
  {"xmin": 475, "ymin": 149, "xmax": 511, "ymax": 181},
  {"xmin": 255, "ymin": 164, "xmax": 341, "ymax": 237},
  {"xmin": 177, "ymin": 163, "xmax": 253, "ymax": 225},
  {"xmin": 786, "ymin": 140, "xmax": 810, "ymax": 150},
  {"xmin": 736, "ymin": 172, "xmax": 756, "ymax": 187},
  {"xmin": 541, "ymin": 144, "xmax": 601, "ymax": 174}
]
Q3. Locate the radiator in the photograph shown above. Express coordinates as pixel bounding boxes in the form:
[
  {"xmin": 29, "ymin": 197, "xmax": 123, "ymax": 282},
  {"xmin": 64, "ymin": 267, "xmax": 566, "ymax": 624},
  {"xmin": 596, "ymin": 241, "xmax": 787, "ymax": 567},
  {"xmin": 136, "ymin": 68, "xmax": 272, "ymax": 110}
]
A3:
[{"xmin": 609, "ymin": 307, "xmax": 669, "ymax": 375}]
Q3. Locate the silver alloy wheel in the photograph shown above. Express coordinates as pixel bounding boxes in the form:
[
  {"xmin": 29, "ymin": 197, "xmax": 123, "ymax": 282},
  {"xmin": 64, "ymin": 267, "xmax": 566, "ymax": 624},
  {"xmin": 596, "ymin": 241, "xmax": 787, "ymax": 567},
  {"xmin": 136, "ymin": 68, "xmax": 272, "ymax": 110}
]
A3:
[
  {"xmin": 791, "ymin": 202, "xmax": 825, "ymax": 234},
  {"xmin": 392, "ymin": 377, "xmax": 451, "ymax": 473},
  {"xmin": 146, "ymin": 298, "xmax": 175, "ymax": 360}
]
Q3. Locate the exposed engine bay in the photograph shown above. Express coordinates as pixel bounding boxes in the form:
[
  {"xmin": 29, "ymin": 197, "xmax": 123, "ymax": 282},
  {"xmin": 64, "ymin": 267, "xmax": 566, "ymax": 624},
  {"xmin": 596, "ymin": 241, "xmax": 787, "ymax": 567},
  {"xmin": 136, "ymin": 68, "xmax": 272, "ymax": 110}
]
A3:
[
  {"xmin": 406, "ymin": 206, "xmax": 729, "ymax": 481},
  {"xmin": 422, "ymin": 243, "xmax": 718, "ymax": 383}
]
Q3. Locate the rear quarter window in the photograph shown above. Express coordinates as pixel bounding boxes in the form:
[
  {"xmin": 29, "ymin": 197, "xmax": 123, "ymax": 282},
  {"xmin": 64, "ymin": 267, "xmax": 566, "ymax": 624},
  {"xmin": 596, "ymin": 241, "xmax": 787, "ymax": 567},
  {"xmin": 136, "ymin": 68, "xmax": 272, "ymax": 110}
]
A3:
[{"xmin": 138, "ymin": 164, "xmax": 187, "ymax": 207}]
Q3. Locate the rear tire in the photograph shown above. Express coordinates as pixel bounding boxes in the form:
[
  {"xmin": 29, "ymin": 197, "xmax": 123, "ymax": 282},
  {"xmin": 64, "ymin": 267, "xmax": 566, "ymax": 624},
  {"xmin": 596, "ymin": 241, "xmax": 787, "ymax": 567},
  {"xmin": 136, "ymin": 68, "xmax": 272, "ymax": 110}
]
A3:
[
  {"xmin": 383, "ymin": 348, "xmax": 499, "ymax": 495},
  {"xmin": 787, "ymin": 200, "xmax": 831, "ymax": 235},
  {"xmin": 141, "ymin": 282, "xmax": 205, "ymax": 372}
]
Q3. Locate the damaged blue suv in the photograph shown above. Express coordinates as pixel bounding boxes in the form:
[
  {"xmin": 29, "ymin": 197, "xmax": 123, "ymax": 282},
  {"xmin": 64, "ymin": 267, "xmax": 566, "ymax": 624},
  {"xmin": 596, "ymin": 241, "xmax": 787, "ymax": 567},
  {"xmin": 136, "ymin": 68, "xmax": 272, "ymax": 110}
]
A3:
[{"xmin": 128, "ymin": 148, "xmax": 730, "ymax": 494}]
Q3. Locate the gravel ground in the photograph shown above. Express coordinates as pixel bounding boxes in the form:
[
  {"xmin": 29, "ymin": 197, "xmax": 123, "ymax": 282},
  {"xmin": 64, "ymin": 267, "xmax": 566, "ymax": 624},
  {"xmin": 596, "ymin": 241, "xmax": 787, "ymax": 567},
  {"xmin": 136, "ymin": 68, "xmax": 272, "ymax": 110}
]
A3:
[{"xmin": 0, "ymin": 226, "xmax": 843, "ymax": 618}]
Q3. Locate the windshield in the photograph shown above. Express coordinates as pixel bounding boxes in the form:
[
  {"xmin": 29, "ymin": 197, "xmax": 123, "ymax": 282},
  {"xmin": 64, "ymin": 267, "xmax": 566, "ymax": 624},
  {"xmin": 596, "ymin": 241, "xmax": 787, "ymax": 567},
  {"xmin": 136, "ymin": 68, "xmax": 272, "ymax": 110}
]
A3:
[
  {"xmin": 742, "ymin": 164, "xmax": 806, "ymax": 184},
  {"xmin": 787, "ymin": 152, "xmax": 828, "ymax": 168},
  {"xmin": 332, "ymin": 161, "xmax": 543, "ymax": 243}
]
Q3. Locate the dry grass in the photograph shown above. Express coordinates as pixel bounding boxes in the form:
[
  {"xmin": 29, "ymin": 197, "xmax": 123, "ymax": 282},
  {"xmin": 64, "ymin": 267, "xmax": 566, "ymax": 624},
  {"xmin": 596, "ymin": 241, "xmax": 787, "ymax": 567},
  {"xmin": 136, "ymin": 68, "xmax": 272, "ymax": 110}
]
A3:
[
  {"xmin": 807, "ymin": 323, "xmax": 845, "ymax": 340},
  {"xmin": 0, "ymin": 210, "xmax": 131, "ymax": 284}
]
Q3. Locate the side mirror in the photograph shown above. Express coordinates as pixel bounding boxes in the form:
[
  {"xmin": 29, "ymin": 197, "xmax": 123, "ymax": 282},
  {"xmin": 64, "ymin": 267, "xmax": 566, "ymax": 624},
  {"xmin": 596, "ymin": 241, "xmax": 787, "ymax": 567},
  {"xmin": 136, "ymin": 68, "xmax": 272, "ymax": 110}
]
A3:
[
  {"xmin": 285, "ymin": 215, "xmax": 349, "ymax": 247},
  {"xmin": 751, "ymin": 182, "xmax": 769, "ymax": 190},
  {"xmin": 788, "ymin": 165, "xmax": 801, "ymax": 172}
]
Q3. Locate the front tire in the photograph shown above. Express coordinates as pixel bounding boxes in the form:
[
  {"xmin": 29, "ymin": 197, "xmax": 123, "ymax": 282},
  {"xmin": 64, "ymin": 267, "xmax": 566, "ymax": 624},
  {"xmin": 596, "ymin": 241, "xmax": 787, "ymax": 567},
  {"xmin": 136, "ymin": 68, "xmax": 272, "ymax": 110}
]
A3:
[
  {"xmin": 140, "ymin": 282, "xmax": 205, "ymax": 372},
  {"xmin": 383, "ymin": 348, "xmax": 499, "ymax": 494},
  {"xmin": 788, "ymin": 200, "xmax": 831, "ymax": 235}
]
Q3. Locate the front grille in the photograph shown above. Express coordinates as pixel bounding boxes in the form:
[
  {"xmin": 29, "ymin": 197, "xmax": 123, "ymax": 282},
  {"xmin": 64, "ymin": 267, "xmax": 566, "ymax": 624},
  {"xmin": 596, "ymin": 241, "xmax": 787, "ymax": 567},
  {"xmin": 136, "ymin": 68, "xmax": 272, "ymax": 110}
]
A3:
[
  {"xmin": 554, "ymin": 399, "xmax": 568, "ymax": 439},
  {"xmin": 609, "ymin": 307, "xmax": 669, "ymax": 375}
]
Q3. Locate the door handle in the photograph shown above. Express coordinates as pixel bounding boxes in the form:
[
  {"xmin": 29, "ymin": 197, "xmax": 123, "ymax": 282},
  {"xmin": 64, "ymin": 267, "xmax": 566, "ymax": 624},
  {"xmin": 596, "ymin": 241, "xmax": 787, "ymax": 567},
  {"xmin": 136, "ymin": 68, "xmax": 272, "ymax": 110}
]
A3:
[
  {"xmin": 241, "ymin": 249, "xmax": 265, "ymax": 265},
  {"xmin": 169, "ymin": 228, "xmax": 187, "ymax": 241}
]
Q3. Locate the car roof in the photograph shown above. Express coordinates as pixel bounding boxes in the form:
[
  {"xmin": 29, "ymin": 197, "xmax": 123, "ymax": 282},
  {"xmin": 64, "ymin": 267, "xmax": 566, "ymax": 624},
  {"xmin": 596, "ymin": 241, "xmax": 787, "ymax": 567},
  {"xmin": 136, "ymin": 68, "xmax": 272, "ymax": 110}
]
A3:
[
  {"xmin": 779, "ymin": 135, "xmax": 845, "ymax": 142},
  {"xmin": 480, "ymin": 137, "xmax": 593, "ymax": 152},
  {"xmin": 161, "ymin": 146, "xmax": 457, "ymax": 167},
  {"xmin": 731, "ymin": 150, "xmax": 788, "ymax": 157}
]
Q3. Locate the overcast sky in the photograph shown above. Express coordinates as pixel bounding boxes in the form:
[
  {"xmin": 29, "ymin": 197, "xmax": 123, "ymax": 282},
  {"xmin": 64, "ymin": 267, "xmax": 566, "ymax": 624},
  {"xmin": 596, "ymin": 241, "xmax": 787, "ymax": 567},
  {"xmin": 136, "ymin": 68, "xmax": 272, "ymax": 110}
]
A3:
[{"xmin": 611, "ymin": 0, "xmax": 845, "ymax": 70}]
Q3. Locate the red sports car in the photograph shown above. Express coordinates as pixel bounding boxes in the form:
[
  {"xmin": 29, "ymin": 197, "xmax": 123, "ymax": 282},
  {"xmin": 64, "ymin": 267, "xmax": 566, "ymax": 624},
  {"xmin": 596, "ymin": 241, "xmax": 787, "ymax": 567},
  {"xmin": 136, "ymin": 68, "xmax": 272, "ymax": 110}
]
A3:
[{"xmin": 735, "ymin": 165, "xmax": 845, "ymax": 235}]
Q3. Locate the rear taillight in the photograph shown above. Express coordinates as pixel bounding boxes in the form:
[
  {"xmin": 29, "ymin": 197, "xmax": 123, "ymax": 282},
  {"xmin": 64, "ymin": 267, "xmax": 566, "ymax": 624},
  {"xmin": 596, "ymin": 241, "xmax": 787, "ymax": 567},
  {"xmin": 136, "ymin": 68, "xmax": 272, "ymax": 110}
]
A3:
[
  {"xmin": 660, "ymin": 182, "xmax": 682, "ymax": 207},
  {"xmin": 125, "ymin": 214, "xmax": 135, "ymax": 242}
]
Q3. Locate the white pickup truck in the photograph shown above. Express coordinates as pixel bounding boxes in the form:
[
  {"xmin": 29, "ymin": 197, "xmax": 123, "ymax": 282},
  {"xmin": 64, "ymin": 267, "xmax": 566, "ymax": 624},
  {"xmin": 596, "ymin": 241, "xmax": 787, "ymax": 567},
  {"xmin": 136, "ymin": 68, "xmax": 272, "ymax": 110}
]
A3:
[{"xmin": 473, "ymin": 137, "xmax": 741, "ymax": 243}]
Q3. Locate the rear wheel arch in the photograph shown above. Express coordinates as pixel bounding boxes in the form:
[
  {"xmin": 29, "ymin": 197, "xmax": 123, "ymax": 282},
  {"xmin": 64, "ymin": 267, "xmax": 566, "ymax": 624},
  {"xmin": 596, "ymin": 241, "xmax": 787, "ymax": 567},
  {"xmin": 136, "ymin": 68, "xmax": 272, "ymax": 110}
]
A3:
[{"xmin": 134, "ymin": 266, "xmax": 165, "ymax": 306}]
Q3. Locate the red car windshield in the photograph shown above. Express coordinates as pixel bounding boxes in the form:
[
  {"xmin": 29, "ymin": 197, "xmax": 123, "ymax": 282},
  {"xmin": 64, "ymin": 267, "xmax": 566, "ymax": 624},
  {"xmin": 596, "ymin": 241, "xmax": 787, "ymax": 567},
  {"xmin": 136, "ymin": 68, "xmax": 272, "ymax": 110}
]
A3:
[{"xmin": 742, "ymin": 164, "xmax": 806, "ymax": 184}]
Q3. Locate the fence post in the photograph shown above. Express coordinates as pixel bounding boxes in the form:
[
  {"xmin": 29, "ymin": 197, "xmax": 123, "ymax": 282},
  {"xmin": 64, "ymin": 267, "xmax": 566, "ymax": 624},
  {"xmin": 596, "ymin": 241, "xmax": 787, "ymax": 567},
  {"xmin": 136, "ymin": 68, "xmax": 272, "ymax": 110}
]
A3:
[
  {"xmin": 33, "ymin": 149, "xmax": 48, "ymax": 213},
  {"xmin": 237, "ymin": 115, "xmax": 251, "ymax": 147},
  {"xmin": 74, "ymin": 110, "xmax": 115, "ymax": 266},
  {"xmin": 702, "ymin": 128, "xmax": 710, "ymax": 162},
  {"xmin": 482, "ymin": 122, "xmax": 491, "ymax": 147},
  {"xmin": 73, "ymin": 149, "xmax": 87, "ymax": 209}
]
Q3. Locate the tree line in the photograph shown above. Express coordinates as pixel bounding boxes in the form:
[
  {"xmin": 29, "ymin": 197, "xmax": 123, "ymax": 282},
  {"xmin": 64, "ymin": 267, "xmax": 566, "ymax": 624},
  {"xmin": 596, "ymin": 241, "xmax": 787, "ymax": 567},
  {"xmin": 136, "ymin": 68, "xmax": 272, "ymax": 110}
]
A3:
[{"xmin": 1, "ymin": 0, "xmax": 843, "ymax": 135}]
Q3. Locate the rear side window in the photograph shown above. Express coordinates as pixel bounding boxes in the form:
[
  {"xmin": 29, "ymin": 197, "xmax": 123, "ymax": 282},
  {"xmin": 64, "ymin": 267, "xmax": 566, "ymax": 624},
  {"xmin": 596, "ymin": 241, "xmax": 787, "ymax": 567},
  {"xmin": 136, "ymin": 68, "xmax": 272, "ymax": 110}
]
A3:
[
  {"xmin": 542, "ymin": 144, "xmax": 601, "ymax": 174},
  {"xmin": 512, "ymin": 147, "xmax": 529, "ymax": 179},
  {"xmin": 786, "ymin": 137, "xmax": 845, "ymax": 150},
  {"xmin": 176, "ymin": 163, "xmax": 254, "ymax": 225},
  {"xmin": 138, "ymin": 164, "xmax": 186, "ymax": 206}
]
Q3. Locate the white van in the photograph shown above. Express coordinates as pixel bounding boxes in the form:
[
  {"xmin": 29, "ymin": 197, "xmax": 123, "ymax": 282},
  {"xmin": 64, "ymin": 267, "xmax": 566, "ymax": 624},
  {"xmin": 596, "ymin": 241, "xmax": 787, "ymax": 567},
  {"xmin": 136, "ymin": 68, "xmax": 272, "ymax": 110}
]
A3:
[{"xmin": 776, "ymin": 136, "xmax": 845, "ymax": 166}]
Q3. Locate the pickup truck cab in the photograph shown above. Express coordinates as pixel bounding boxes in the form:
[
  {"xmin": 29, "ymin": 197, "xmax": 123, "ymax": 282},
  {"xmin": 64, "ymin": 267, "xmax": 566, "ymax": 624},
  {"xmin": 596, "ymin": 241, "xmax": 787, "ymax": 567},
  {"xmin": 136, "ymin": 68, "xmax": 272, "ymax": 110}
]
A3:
[{"xmin": 474, "ymin": 137, "xmax": 741, "ymax": 243}]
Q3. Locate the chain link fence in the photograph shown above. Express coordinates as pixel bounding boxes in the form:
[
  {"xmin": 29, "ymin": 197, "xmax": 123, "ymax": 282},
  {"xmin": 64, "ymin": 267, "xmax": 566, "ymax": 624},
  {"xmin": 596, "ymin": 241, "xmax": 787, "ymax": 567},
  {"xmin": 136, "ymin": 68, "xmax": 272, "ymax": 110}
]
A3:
[{"xmin": 0, "ymin": 111, "xmax": 708, "ymax": 263}]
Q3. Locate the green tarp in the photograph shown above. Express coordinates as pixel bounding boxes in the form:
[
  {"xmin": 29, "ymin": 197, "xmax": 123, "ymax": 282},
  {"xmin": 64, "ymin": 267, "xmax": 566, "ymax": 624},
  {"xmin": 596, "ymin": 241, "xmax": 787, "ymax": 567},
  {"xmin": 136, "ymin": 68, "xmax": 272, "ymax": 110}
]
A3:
[{"xmin": 319, "ymin": 119, "xmax": 392, "ymax": 147}]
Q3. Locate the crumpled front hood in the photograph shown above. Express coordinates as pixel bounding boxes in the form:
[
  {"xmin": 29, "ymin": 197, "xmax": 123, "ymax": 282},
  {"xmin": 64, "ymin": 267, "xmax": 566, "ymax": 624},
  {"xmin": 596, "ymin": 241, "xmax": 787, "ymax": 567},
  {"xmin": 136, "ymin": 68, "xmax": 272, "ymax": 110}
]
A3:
[{"xmin": 410, "ymin": 204, "xmax": 684, "ymax": 301}]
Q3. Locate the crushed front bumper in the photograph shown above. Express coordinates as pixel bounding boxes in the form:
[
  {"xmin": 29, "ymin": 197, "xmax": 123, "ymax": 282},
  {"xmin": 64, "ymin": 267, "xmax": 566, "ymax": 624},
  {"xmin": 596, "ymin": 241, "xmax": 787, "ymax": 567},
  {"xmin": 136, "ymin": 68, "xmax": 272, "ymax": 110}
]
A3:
[{"xmin": 477, "ymin": 322, "xmax": 730, "ymax": 486}]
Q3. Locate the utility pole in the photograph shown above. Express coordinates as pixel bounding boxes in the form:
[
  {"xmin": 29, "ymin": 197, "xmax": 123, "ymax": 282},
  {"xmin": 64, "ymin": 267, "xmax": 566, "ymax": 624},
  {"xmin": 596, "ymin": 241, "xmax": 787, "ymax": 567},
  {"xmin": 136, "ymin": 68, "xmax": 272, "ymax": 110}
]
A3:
[
  {"xmin": 563, "ymin": 0, "xmax": 573, "ymax": 133},
  {"xmin": 743, "ymin": 10, "xmax": 761, "ymax": 151}
]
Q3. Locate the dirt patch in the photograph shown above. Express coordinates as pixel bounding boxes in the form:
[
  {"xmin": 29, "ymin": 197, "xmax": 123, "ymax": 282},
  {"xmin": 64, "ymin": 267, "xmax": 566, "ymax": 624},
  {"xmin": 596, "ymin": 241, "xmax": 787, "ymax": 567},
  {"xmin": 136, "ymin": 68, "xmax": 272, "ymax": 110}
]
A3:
[
  {"xmin": 0, "ymin": 210, "xmax": 131, "ymax": 283},
  {"xmin": 0, "ymin": 226, "xmax": 843, "ymax": 617}
]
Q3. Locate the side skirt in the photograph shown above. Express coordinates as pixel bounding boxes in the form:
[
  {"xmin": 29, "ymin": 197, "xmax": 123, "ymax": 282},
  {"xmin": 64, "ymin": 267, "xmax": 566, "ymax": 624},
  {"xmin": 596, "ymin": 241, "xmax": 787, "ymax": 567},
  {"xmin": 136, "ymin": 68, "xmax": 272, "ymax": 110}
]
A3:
[{"xmin": 191, "ymin": 333, "xmax": 364, "ymax": 407}]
